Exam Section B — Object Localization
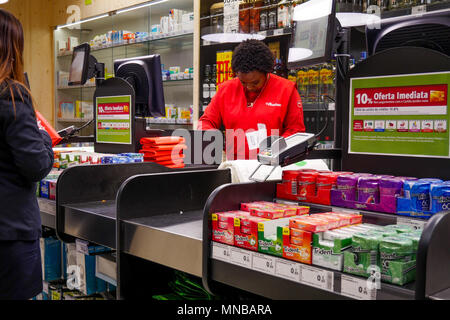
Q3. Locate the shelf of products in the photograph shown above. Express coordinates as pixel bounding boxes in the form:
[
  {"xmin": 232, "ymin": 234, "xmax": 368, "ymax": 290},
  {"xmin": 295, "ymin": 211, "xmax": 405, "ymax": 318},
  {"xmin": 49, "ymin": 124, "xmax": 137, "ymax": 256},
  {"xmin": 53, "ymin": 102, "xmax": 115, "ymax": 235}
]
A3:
[
  {"xmin": 203, "ymin": 180, "xmax": 450, "ymax": 300},
  {"xmin": 54, "ymin": 0, "xmax": 195, "ymax": 134}
]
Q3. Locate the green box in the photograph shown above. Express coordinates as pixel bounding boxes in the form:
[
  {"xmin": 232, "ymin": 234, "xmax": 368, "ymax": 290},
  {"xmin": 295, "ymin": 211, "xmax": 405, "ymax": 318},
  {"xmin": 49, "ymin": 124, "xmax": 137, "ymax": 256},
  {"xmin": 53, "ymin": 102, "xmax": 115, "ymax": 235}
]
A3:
[
  {"xmin": 379, "ymin": 236, "xmax": 415, "ymax": 285},
  {"xmin": 343, "ymin": 232, "xmax": 383, "ymax": 277},
  {"xmin": 257, "ymin": 218, "xmax": 290, "ymax": 257}
]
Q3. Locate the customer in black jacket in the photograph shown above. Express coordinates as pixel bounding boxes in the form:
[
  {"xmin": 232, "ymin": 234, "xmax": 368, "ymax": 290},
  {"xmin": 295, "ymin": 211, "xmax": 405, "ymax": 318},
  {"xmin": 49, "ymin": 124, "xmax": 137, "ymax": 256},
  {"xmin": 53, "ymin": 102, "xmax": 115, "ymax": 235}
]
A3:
[{"xmin": 0, "ymin": 9, "xmax": 54, "ymax": 300}]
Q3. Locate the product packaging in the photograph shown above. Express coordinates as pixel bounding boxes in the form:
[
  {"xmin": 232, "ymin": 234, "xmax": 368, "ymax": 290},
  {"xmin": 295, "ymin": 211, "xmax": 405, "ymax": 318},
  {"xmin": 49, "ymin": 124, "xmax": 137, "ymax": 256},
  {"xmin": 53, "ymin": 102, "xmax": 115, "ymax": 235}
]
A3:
[
  {"xmin": 282, "ymin": 227, "xmax": 312, "ymax": 264},
  {"xmin": 234, "ymin": 216, "xmax": 268, "ymax": 251},
  {"xmin": 379, "ymin": 236, "xmax": 415, "ymax": 285},
  {"xmin": 343, "ymin": 232, "xmax": 383, "ymax": 277},
  {"xmin": 212, "ymin": 211, "xmax": 249, "ymax": 245},
  {"xmin": 40, "ymin": 236, "xmax": 62, "ymax": 282},
  {"xmin": 257, "ymin": 218, "xmax": 291, "ymax": 257},
  {"xmin": 312, "ymin": 229, "xmax": 354, "ymax": 271}
]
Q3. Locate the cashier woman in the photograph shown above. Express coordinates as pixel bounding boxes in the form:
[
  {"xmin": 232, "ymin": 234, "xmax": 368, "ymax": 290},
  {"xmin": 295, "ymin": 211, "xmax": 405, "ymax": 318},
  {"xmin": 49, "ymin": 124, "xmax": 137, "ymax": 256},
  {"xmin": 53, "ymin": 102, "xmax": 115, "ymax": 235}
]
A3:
[
  {"xmin": 0, "ymin": 9, "xmax": 54, "ymax": 299},
  {"xmin": 198, "ymin": 39, "xmax": 305, "ymax": 160}
]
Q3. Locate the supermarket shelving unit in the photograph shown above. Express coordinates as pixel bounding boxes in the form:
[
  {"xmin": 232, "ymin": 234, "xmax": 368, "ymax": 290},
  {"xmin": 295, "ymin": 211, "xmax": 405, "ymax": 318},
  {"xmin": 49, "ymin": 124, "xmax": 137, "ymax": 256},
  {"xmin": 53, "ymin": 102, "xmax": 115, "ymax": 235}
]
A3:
[
  {"xmin": 201, "ymin": 181, "xmax": 450, "ymax": 300},
  {"xmin": 54, "ymin": 0, "xmax": 195, "ymax": 136}
]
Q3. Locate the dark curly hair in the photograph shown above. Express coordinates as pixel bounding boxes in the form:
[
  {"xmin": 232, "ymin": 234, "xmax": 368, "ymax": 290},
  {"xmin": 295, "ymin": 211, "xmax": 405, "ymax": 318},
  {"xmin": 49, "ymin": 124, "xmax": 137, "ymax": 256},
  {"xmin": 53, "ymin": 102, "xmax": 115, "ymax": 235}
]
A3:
[{"xmin": 231, "ymin": 40, "xmax": 274, "ymax": 74}]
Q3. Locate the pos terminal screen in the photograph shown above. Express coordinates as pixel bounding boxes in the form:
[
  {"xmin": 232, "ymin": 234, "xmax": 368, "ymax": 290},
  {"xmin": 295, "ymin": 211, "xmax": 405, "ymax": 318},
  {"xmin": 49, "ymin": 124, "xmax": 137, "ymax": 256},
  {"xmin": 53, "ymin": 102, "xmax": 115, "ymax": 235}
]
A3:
[{"xmin": 68, "ymin": 44, "xmax": 89, "ymax": 85}]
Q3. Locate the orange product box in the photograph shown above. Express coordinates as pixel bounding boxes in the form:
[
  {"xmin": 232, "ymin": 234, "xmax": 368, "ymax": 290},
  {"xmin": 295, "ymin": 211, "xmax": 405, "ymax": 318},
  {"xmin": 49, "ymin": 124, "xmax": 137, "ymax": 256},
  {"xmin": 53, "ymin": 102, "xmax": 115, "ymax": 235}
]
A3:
[
  {"xmin": 270, "ymin": 204, "xmax": 300, "ymax": 217},
  {"xmin": 282, "ymin": 227, "xmax": 312, "ymax": 264},
  {"xmin": 289, "ymin": 216, "xmax": 330, "ymax": 233},
  {"xmin": 331, "ymin": 212, "xmax": 363, "ymax": 225},
  {"xmin": 234, "ymin": 216, "xmax": 268, "ymax": 251}
]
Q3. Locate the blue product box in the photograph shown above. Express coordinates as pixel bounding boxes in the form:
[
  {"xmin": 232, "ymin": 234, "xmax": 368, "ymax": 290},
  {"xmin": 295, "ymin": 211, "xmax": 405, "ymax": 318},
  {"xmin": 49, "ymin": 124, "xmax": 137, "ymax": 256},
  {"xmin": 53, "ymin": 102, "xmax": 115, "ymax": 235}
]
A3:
[
  {"xmin": 40, "ymin": 237, "xmax": 62, "ymax": 282},
  {"xmin": 40, "ymin": 180, "xmax": 50, "ymax": 199}
]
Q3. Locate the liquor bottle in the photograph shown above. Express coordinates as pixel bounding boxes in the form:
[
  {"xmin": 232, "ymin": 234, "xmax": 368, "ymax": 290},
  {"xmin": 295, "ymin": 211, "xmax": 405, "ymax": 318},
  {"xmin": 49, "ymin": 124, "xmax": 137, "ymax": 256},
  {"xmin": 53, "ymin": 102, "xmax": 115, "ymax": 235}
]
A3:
[
  {"xmin": 202, "ymin": 65, "xmax": 211, "ymax": 108},
  {"xmin": 288, "ymin": 69, "xmax": 297, "ymax": 84},
  {"xmin": 273, "ymin": 58, "xmax": 287, "ymax": 78},
  {"xmin": 308, "ymin": 66, "xmax": 320, "ymax": 103},
  {"xmin": 260, "ymin": 0, "xmax": 270, "ymax": 31},
  {"xmin": 319, "ymin": 64, "xmax": 328, "ymax": 101},
  {"xmin": 277, "ymin": 0, "xmax": 290, "ymax": 29},
  {"xmin": 239, "ymin": 0, "xmax": 251, "ymax": 33},
  {"xmin": 250, "ymin": 0, "xmax": 263, "ymax": 33},
  {"xmin": 268, "ymin": 0, "xmax": 279, "ymax": 30},
  {"xmin": 210, "ymin": 64, "xmax": 217, "ymax": 100},
  {"xmin": 297, "ymin": 68, "xmax": 308, "ymax": 102}
]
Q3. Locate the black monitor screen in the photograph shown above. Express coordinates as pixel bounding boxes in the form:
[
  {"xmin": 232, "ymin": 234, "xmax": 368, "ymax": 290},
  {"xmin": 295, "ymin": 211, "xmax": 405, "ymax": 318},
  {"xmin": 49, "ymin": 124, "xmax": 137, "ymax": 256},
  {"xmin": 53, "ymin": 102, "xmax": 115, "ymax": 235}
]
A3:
[
  {"xmin": 114, "ymin": 54, "xmax": 166, "ymax": 118},
  {"xmin": 288, "ymin": 0, "xmax": 336, "ymax": 68},
  {"xmin": 69, "ymin": 44, "xmax": 90, "ymax": 86}
]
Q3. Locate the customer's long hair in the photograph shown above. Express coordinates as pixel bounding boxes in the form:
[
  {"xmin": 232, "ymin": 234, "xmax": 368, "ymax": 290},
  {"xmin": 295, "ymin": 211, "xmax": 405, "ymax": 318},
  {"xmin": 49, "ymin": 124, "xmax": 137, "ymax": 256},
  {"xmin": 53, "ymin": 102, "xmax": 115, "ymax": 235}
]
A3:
[{"xmin": 0, "ymin": 9, "xmax": 33, "ymax": 112}]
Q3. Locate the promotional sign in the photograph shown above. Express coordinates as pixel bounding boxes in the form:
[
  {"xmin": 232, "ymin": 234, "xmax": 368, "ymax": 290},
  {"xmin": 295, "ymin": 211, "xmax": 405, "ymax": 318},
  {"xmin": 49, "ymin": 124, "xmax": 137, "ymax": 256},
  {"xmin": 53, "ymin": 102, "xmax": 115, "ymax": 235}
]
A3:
[
  {"xmin": 96, "ymin": 95, "xmax": 132, "ymax": 144},
  {"xmin": 349, "ymin": 72, "xmax": 450, "ymax": 158},
  {"xmin": 216, "ymin": 50, "xmax": 233, "ymax": 86}
]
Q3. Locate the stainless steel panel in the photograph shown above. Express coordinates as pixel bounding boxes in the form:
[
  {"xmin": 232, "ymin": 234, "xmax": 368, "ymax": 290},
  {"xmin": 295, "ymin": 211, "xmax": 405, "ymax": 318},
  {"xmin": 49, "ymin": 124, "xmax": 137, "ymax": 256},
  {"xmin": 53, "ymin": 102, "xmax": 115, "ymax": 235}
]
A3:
[
  {"xmin": 122, "ymin": 210, "xmax": 203, "ymax": 277},
  {"xmin": 63, "ymin": 201, "xmax": 116, "ymax": 248},
  {"xmin": 38, "ymin": 198, "xmax": 56, "ymax": 228}
]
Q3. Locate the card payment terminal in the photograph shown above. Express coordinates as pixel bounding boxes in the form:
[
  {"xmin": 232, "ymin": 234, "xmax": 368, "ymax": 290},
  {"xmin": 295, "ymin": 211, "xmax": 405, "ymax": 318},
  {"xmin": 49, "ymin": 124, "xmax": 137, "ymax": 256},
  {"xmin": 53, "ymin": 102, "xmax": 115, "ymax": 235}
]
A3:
[{"xmin": 249, "ymin": 133, "xmax": 318, "ymax": 182}]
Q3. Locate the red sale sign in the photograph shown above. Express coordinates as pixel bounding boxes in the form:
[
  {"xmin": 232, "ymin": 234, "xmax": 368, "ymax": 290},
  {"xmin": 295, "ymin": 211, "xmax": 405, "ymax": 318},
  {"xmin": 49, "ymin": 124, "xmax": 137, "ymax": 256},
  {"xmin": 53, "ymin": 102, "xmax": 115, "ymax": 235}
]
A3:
[
  {"xmin": 97, "ymin": 102, "xmax": 131, "ymax": 120},
  {"xmin": 354, "ymin": 84, "xmax": 448, "ymax": 115}
]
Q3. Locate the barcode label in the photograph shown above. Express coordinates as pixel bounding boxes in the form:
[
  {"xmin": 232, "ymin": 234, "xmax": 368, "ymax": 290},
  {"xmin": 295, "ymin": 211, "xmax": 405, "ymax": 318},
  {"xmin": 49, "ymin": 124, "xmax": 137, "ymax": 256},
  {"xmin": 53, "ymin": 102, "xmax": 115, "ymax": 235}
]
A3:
[
  {"xmin": 275, "ymin": 259, "xmax": 301, "ymax": 282},
  {"xmin": 300, "ymin": 265, "xmax": 334, "ymax": 292},
  {"xmin": 252, "ymin": 253, "xmax": 275, "ymax": 275},
  {"xmin": 230, "ymin": 247, "xmax": 252, "ymax": 268},
  {"xmin": 212, "ymin": 242, "xmax": 231, "ymax": 262}
]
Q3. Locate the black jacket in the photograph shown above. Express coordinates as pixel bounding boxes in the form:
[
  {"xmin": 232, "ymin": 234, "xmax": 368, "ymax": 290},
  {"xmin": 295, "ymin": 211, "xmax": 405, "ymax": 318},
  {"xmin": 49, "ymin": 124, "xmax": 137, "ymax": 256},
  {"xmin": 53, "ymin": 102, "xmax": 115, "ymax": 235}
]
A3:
[{"xmin": 0, "ymin": 85, "xmax": 54, "ymax": 240}]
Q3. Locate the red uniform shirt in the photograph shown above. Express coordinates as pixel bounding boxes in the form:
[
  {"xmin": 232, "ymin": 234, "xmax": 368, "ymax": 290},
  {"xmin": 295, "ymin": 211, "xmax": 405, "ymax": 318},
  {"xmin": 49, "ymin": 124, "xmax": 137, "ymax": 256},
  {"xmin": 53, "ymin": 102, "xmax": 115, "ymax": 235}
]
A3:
[{"xmin": 198, "ymin": 74, "xmax": 305, "ymax": 160}]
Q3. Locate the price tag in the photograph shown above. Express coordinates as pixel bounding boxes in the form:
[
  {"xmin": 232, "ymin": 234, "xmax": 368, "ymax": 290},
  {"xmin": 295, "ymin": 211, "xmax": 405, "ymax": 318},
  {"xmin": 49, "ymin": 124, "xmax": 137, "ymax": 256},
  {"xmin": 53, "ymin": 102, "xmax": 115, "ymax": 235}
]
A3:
[
  {"xmin": 275, "ymin": 258, "xmax": 301, "ymax": 282},
  {"xmin": 211, "ymin": 242, "xmax": 231, "ymax": 262},
  {"xmin": 397, "ymin": 217, "xmax": 427, "ymax": 231},
  {"xmin": 252, "ymin": 253, "xmax": 276, "ymax": 275},
  {"xmin": 258, "ymin": 31, "xmax": 267, "ymax": 37},
  {"xmin": 300, "ymin": 265, "xmax": 334, "ymax": 292},
  {"xmin": 341, "ymin": 275, "xmax": 377, "ymax": 300},
  {"xmin": 230, "ymin": 247, "xmax": 252, "ymax": 268},
  {"xmin": 75, "ymin": 239, "xmax": 89, "ymax": 255},
  {"xmin": 274, "ymin": 29, "xmax": 283, "ymax": 36}
]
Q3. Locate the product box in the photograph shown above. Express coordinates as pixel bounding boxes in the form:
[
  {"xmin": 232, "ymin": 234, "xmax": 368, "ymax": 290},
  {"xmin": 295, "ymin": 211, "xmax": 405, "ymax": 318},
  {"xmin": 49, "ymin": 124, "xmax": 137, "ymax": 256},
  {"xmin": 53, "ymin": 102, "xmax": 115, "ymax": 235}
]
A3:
[
  {"xmin": 40, "ymin": 180, "xmax": 50, "ymax": 199},
  {"xmin": 40, "ymin": 236, "xmax": 62, "ymax": 282},
  {"xmin": 59, "ymin": 102, "xmax": 75, "ymax": 119},
  {"xmin": 234, "ymin": 216, "xmax": 268, "ymax": 251},
  {"xmin": 289, "ymin": 216, "xmax": 331, "ymax": 233},
  {"xmin": 343, "ymin": 232, "xmax": 383, "ymax": 277},
  {"xmin": 257, "ymin": 218, "xmax": 291, "ymax": 257},
  {"xmin": 212, "ymin": 211, "xmax": 249, "ymax": 245},
  {"xmin": 75, "ymin": 240, "xmax": 110, "ymax": 295},
  {"xmin": 250, "ymin": 207, "xmax": 285, "ymax": 220},
  {"xmin": 181, "ymin": 12, "xmax": 194, "ymax": 32},
  {"xmin": 48, "ymin": 179, "xmax": 57, "ymax": 200},
  {"xmin": 312, "ymin": 229, "xmax": 354, "ymax": 271},
  {"xmin": 81, "ymin": 101, "xmax": 93, "ymax": 119},
  {"xmin": 379, "ymin": 236, "xmax": 416, "ymax": 286},
  {"xmin": 282, "ymin": 227, "xmax": 312, "ymax": 264}
]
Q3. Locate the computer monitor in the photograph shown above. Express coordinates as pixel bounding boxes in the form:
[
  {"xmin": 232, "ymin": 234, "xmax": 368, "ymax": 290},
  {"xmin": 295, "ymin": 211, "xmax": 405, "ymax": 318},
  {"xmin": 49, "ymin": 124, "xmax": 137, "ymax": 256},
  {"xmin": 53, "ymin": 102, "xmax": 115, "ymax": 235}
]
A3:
[
  {"xmin": 114, "ymin": 54, "xmax": 166, "ymax": 117},
  {"xmin": 287, "ymin": 0, "xmax": 337, "ymax": 68},
  {"xmin": 69, "ymin": 43, "xmax": 90, "ymax": 86}
]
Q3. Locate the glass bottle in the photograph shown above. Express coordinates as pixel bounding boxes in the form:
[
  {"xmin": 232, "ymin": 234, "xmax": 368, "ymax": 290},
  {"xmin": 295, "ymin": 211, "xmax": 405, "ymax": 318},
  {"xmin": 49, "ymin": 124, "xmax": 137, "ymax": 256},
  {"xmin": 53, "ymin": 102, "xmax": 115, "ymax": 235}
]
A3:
[
  {"xmin": 239, "ymin": 0, "xmax": 251, "ymax": 34},
  {"xmin": 260, "ymin": 0, "xmax": 271, "ymax": 31},
  {"xmin": 288, "ymin": 69, "xmax": 297, "ymax": 84},
  {"xmin": 203, "ymin": 65, "xmax": 211, "ymax": 106},
  {"xmin": 277, "ymin": 0, "xmax": 290, "ymax": 29},
  {"xmin": 210, "ymin": 64, "xmax": 217, "ymax": 100},
  {"xmin": 210, "ymin": 2, "xmax": 224, "ymax": 34},
  {"xmin": 268, "ymin": 0, "xmax": 279, "ymax": 30},
  {"xmin": 297, "ymin": 68, "xmax": 308, "ymax": 102},
  {"xmin": 250, "ymin": 0, "xmax": 263, "ymax": 33},
  {"xmin": 308, "ymin": 66, "xmax": 320, "ymax": 103}
]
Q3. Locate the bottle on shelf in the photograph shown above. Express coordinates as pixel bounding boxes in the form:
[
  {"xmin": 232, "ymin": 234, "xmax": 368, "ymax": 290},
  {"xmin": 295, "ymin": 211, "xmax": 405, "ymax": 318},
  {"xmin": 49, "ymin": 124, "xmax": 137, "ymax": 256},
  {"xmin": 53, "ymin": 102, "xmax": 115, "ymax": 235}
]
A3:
[
  {"xmin": 210, "ymin": 2, "xmax": 225, "ymax": 34},
  {"xmin": 297, "ymin": 68, "xmax": 309, "ymax": 103},
  {"xmin": 250, "ymin": 0, "xmax": 263, "ymax": 33},
  {"xmin": 308, "ymin": 66, "xmax": 320, "ymax": 104},
  {"xmin": 389, "ymin": 0, "xmax": 399, "ymax": 10},
  {"xmin": 260, "ymin": 0, "xmax": 271, "ymax": 31},
  {"xmin": 268, "ymin": 0, "xmax": 279, "ymax": 30},
  {"xmin": 277, "ymin": 0, "xmax": 290, "ymax": 29},
  {"xmin": 210, "ymin": 64, "xmax": 217, "ymax": 100},
  {"xmin": 273, "ymin": 58, "xmax": 287, "ymax": 78},
  {"xmin": 239, "ymin": 0, "xmax": 252, "ymax": 34},
  {"xmin": 202, "ymin": 65, "xmax": 211, "ymax": 111},
  {"xmin": 288, "ymin": 69, "xmax": 297, "ymax": 84},
  {"xmin": 330, "ymin": 60, "xmax": 336, "ymax": 99}
]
